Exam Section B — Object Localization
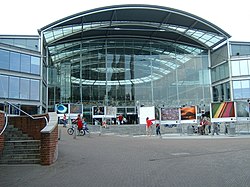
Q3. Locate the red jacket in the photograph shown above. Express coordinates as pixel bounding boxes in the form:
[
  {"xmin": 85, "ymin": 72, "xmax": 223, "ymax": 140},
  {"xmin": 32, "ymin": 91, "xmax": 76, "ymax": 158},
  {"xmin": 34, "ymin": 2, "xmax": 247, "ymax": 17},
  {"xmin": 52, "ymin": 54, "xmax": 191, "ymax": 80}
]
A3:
[{"xmin": 146, "ymin": 119, "xmax": 155, "ymax": 128}]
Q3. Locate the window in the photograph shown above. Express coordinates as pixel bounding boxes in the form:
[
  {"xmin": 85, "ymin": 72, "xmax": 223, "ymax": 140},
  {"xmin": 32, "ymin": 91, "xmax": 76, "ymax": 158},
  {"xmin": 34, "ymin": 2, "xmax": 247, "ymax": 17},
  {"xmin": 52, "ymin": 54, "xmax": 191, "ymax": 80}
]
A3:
[
  {"xmin": 240, "ymin": 60, "xmax": 249, "ymax": 75},
  {"xmin": 212, "ymin": 82, "xmax": 231, "ymax": 102},
  {"xmin": 31, "ymin": 56, "xmax": 40, "ymax": 75},
  {"xmin": 233, "ymin": 80, "xmax": 250, "ymax": 99},
  {"xmin": 20, "ymin": 78, "xmax": 30, "ymax": 99},
  {"xmin": 211, "ymin": 62, "xmax": 229, "ymax": 82},
  {"xmin": 0, "ymin": 75, "xmax": 9, "ymax": 98},
  {"xmin": 231, "ymin": 59, "xmax": 250, "ymax": 76},
  {"xmin": 9, "ymin": 76, "xmax": 19, "ymax": 99},
  {"xmin": 231, "ymin": 61, "xmax": 240, "ymax": 76},
  {"xmin": 0, "ymin": 49, "xmax": 9, "ymax": 70},
  {"xmin": 30, "ymin": 79, "xmax": 40, "ymax": 100},
  {"xmin": 21, "ymin": 54, "xmax": 30, "ymax": 73},
  {"xmin": 231, "ymin": 44, "xmax": 250, "ymax": 56},
  {"xmin": 10, "ymin": 52, "xmax": 21, "ymax": 71}
]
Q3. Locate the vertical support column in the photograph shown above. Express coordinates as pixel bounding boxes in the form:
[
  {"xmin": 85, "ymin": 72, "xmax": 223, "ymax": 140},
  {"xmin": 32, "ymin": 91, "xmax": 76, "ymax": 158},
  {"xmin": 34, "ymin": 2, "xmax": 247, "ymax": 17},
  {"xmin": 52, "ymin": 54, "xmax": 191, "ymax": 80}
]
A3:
[
  {"xmin": 226, "ymin": 39, "xmax": 234, "ymax": 101},
  {"xmin": 80, "ymin": 42, "xmax": 83, "ymax": 103},
  {"xmin": 105, "ymin": 40, "xmax": 108, "ymax": 106},
  {"xmin": 175, "ymin": 47, "xmax": 179, "ymax": 106}
]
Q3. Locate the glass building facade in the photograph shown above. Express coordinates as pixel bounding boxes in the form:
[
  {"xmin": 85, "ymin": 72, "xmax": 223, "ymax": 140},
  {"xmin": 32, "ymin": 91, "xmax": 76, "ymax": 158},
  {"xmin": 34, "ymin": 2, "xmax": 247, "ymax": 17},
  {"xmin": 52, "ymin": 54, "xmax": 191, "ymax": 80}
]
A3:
[
  {"xmin": 0, "ymin": 35, "xmax": 43, "ymax": 114},
  {"xmin": 1, "ymin": 5, "xmax": 250, "ymax": 118},
  {"xmin": 211, "ymin": 42, "xmax": 250, "ymax": 102}
]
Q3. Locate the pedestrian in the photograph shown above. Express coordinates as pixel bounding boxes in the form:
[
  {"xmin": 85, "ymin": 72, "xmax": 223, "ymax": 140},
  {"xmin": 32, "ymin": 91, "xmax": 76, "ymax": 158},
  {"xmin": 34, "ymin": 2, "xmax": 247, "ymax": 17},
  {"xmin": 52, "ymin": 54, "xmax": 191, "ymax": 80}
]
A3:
[
  {"xmin": 62, "ymin": 114, "xmax": 67, "ymax": 127},
  {"xmin": 146, "ymin": 117, "xmax": 155, "ymax": 136},
  {"xmin": 212, "ymin": 122, "xmax": 219, "ymax": 135},
  {"xmin": 156, "ymin": 123, "xmax": 161, "ymax": 136},
  {"xmin": 118, "ymin": 114, "xmax": 123, "ymax": 125}
]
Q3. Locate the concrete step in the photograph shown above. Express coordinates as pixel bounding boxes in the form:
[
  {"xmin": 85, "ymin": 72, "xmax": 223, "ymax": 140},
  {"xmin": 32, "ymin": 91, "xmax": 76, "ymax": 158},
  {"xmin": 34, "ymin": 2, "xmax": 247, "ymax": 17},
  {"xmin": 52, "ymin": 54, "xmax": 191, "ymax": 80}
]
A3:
[
  {"xmin": 5, "ymin": 137, "xmax": 34, "ymax": 141},
  {"xmin": 1, "ymin": 153, "xmax": 40, "ymax": 159},
  {"xmin": 0, "ymin": 158, "xmax": 40, "ymax": 164},
  {"xmin": 3, "ymin": 148, "xmax": 40, "ymax": 154}
]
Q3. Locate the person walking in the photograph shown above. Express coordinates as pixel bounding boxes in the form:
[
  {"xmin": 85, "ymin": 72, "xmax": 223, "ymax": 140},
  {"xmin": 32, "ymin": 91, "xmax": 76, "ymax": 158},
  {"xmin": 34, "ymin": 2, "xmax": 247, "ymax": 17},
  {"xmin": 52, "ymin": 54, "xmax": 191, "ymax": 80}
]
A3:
[
  {"xmin": 146, "ymin": 117, "xmax": 155, "ymax": 136},
  {"xmin": 62, "ymin": 114, "xmax": 67, "ymax": 127},
  {"xmin": 156, "ymin": 123, "xmax": 161, "ymax": 136},
  {"xmin": 212, "ymin": 122, "xmax": 219, "ymax": 135}
]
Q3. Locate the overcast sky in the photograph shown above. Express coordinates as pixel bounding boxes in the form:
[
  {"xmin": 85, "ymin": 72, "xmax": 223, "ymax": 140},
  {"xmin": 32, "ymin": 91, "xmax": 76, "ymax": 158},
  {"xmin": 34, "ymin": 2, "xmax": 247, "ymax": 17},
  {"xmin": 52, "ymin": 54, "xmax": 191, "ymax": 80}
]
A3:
[{"xmin": 1, "ymin": 0, "xmax": 249, "ymax": 41}]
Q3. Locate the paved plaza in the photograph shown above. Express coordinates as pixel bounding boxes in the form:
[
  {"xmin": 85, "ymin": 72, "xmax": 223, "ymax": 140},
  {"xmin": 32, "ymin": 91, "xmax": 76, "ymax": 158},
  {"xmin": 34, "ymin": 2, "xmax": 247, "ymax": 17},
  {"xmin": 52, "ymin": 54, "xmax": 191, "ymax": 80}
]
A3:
[{"xmin": 1, "ymin": 126, "xmax": 250, "ymax": 187}]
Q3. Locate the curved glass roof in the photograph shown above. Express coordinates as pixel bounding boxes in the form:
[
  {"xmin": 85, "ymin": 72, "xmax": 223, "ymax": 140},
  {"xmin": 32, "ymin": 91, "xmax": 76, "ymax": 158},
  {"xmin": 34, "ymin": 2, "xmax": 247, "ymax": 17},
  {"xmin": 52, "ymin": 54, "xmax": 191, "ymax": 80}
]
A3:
[{"xmin": 40, "ymin": 4, "xmax": 230, "ymax": 50}]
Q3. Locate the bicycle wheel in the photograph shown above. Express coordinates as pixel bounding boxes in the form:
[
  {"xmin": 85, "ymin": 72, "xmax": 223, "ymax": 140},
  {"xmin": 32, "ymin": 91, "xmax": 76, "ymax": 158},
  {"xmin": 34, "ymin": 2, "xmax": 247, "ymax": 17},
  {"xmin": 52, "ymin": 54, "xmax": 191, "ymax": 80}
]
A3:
[{"xmin": 67, "ymin": 128, "xmax": 74, "ymax": 135}]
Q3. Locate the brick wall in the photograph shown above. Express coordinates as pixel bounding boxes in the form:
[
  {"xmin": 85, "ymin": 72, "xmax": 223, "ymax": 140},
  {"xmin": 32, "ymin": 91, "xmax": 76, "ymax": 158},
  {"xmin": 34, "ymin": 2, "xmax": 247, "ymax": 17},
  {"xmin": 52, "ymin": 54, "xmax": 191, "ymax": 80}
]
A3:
[
  {"xmin": 8, "ymin": 115, "xmax": 47, "ymax": 140},
  {"xmin": 0, "ymin": 111, "xmax": 5, "ymax": 154},
  {"xmin": 40, "ymin": 125, "xmax": 58, "ymax": 165}
]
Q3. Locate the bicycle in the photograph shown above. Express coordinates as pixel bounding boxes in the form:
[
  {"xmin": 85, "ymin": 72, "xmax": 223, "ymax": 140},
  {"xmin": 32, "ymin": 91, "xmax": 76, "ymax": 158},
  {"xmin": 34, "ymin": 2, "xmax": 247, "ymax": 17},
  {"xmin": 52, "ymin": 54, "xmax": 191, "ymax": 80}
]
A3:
[{"xmin": 67, "ymin": 124, "xmax": 90, "ymax": 136}]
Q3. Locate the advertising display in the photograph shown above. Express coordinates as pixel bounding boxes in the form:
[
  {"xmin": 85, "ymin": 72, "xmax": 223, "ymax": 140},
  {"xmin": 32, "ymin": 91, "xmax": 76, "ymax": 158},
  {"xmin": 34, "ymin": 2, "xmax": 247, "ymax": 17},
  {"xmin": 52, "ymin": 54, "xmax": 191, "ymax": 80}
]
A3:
[
  {"xmin": 92, "ymin": 106, "xmax": 105, "ymax": 118},
  {"xmin": 106, "ymin": 106, "xmax": 116, "ymax": 118},
  {"xmin": 56, "ymin": 104, "xmax": 68, "ymax": 114},
  {"xmin": 70, "ymin": 104, "xmax": 82, "ymax": 114},
  {"xmin": 161, "ymin": 108, "xmax": 180, "ymax": 124},
  {"xmin": 211, "ymin": 102, "xmax": 236, "ymax": 122},
  {"xmin": 180, "ymin": 106, "xmax": 197, "ymax": 123},
  {"xmin": 139, "ymin": 106, "xmax": 155, "ymax": 125},
  {"xmin": 236, "ymin": 101, "xmax": 250, "ymax": 121}
]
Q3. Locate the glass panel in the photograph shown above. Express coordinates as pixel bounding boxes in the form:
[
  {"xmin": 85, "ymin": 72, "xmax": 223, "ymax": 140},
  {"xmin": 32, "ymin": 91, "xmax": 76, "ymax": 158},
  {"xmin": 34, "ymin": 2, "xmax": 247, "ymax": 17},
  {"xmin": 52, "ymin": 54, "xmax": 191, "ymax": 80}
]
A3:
[
  {"xmin": 13, "ymin": 39, "xmax": 26, "ymax": 49},
  {"xmin": 232, "ymin": 80, "xmax": 250, "ymax": 99},
  {"xmin": 30, "ymin": 79, "xmax": 40, "ymax": 100},
  {"xmin": 31, "ymin": 56, "xmax": 40, "ymax": 75},
  {"xmin": 241, "ymin": 80, "xmax": 250, "ymax": 98},
  {"xmin": 0, "ymin": 75, "xmax": 9, "ymax": 98},
  {"xmin": 240, "ymin": 60, "xmax": 249, "ymax": 75},
  {"xmin": 20, "ymin": 54, "xmax": 31, "ymax": 73},
  {"xmin": 9, "ymin": 76, "xmax": 19, "ymax": 99},
  {"xmin": 231, "ymin": 44, "xmax": 250, "ymax": 56},
  {"xmin": 0, "ymin": 49, "xmax": 9, "ymax": 70},
  {"xmin": 10, "ymin": 51, "xmax": 21, "ymax": 71},
  {"xmin": 231, "ymin": 61, "xmax": 240, "ymax": 76},
  {"xmin": 20, "ymin": 78, "xmax": 30, "ymax": 99}
]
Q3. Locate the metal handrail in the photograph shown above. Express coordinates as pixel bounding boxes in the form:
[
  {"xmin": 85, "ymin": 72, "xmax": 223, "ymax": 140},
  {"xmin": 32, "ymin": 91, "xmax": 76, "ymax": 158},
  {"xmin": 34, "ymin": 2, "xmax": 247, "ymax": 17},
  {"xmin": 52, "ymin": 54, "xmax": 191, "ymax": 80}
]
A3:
[
  {"xmin": 0, "ymin": 101, "xmax": 48, "ymax": 136},
  {"xmin": 0, "ymin": 112, "xmax": 8, "ymax": 136}
]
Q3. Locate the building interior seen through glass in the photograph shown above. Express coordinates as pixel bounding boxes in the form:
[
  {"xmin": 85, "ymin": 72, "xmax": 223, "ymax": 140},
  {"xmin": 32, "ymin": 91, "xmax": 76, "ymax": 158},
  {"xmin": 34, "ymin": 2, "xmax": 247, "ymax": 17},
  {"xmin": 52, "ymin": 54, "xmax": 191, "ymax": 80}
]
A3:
[{"xmin": 48, "ymin": 39, "xmax": 210, "ymax": 109}]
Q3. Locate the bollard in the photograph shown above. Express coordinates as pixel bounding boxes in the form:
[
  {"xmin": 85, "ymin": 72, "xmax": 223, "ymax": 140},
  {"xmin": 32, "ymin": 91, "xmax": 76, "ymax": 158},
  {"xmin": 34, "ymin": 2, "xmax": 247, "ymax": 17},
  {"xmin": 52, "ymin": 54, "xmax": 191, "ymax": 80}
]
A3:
[
  {"xmin": 58, "ymin": 128, "xmax": 61, "ymax": 140},
  {"xmin": 99, "ymin": 124, "xmax": 102, "ymax": 136},
  {"xmin": 73, "ymin": 125, "xmax": 77, "ymax": 139}
]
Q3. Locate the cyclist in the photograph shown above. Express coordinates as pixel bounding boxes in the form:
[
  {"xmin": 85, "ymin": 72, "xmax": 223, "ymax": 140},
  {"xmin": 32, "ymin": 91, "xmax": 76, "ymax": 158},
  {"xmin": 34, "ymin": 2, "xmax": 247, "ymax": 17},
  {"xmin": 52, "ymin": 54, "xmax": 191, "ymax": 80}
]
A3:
[{"xmin": 73, "ymin": 114, "xmax": 83, "ymax": 134}]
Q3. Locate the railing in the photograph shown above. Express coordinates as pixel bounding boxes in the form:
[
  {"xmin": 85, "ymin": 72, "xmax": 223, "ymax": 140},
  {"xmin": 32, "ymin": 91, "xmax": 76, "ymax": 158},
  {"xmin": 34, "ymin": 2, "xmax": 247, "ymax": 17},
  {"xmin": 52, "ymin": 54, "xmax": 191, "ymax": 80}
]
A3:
[
  {"xmin": 0, "ymin": 101, "xmax": 48, "ymax": 136},
  {"xmin": 0, "ymin": 111, "xmax": 8, "ymax": 136}
]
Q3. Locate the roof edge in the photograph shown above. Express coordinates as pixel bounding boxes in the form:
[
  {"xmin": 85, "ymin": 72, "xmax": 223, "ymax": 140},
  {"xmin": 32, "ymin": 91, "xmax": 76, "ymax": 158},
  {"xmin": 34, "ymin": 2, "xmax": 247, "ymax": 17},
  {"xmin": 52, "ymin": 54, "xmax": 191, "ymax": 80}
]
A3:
[{"xmin": 39, "ymin": 4, "xmax": 231, "ymax": 39}]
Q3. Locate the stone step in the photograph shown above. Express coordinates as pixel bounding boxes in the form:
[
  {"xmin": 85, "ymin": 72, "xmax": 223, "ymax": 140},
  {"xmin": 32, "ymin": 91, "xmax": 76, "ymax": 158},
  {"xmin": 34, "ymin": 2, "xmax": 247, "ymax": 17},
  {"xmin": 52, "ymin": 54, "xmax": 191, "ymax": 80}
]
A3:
[
  {"xmin": 5, "ymin": 140, "xmax": 40, "ymax": 145},
  {"xmin": 4, "ymin": 132, "xmax": 30, "ymax": 137},
  {"xmin": 5, "ymin": 136, "xmax": 34, "ymax": 141},
  {"xmin": 0, "ymin": 158, "xmax": 40, "ymax": 164},
  {"xmin": 2, "ymin": 153, "xmax": 40, "ymax": 159},
  {"xmin": 3, "ymin": 148, "xmax": 40, "ymax": 154}
]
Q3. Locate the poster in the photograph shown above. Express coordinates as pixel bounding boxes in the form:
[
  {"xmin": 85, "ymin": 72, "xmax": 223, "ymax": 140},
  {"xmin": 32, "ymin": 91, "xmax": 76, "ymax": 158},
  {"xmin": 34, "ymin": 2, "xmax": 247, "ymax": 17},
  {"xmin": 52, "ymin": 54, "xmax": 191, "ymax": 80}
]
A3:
[
  {"xmin": 236, "ymin": 101, "xmax": 250, "ymax": 121},
  {"xmin": 70, "ymin": 104, "xmax": 82, "ymax": 114},
  {"xmin": 180, "ymin": 106, "xmax": 197, "ymax": 123},
  {"xmin": 211, "ymin": 102, "xmax": 236, "ymax": 122},
  {"xmin": 161, "ymin": 108, "xmax": 180, "ymax": 124},
  {"xmin": 106, "ymin": 106, "xmax": 116, "ymax": 118},
  {"xmin": 139, "ymin": 106, "xmax": 155, "ymax": 124},
  {"xmin": 92, "ymin": 106, "xmax": 105, "ymax": 118}
]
